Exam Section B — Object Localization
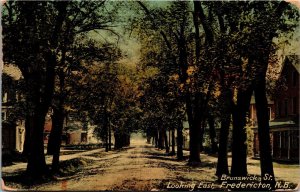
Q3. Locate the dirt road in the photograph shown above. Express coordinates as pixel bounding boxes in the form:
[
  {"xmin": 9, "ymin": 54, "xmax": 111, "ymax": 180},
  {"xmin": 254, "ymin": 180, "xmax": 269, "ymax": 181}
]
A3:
[
  {"xmin": 4, "ymin": 139, "xmax": 299, "ymax": 191},
  {"xmin": 27, "ymin": 140, "xmax": 166, "ymax": 190}
]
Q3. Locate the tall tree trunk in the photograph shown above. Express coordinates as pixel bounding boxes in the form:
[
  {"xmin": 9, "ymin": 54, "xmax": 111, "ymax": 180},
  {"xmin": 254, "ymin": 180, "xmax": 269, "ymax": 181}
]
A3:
[
  {"xmin": 115, "ymin": 131, "xmax": 130, "ymax": 149},
  {"xmin": 157, "ymin": 130, "xmax": 161, "ymax": 149},
  {"xmin": 188, "ymin": 106, "xmax": 201, "ymax": 163},
  {"xmin": 188, "ymin": 1, "xmax": 215, "ymax": 163},
  {"xmin": 154, "ymin": 129, "xmax": 158, "ymax": 148},
  {"xmin": 147, "ymin": 135, "xmax": 151, "ymax": 144},
  {"xmin": 114, "ymin": 132, "xmax": 119, "ymax": 149},
  {"xmin": 164, "ymin": 130, "xmax": 169, "ymax": 153},
  {"xmin": 104, "ymin": 113, "xmax": 109, "ymax": 152},
  {"xmin": 126, "ymin": 133, "xmax": 130, "ymax": 146},
  {"xmin": 47, "ymin": 117, "xmax": 55, "ymax": 155},
  {"xmin": 251, "ymin": 2, "xmax": 287, "ymax": 187},
  {"xmin": 168, "ymin": 130, "xmax": 171, "ymax": 149},
  {"xmin": 194, "ymin": 1, "xmax": 213, "ymax": 46},
  {"xmin": 188, "ymin": 94, "xmax": 203, "ymax": 163},
  {"xmin": 25, "ymin": 72, "xmax": 52, "ymax": 178},
  {"xmin": 231, "ymin": 86, "xmax": 253, "ymax": 176},
  {"xmin": 216, "ymin": 115, "xmax": 231, "ymax": 177},
  {"xmin": 171, "ymin": 129, "xmax": 175, "ymax": 155},
  {"xmin": 108, "ymin": 116, "xmax": 111, "ymax": 151},
  {"xmin": 158, "ymin": 129, "xmax": 164, "ymax": 150},
  {"xmin": 252, "ymin": 43, "xmax": 276, "ymax": 187},
  {"xmin": 105, "ymin": 134, "xmax": 109, "ymax": 152},
  {"xmin": 22, "ymin": 2, "xmax": 68, "ymax": 178},
  {"xmin": 216, "ymin": 89, "xmax": 232, "ymax": 178},
  {"xmin": 177, "ymin": 121, "xmax": 183, "ymax": 160},
  {"xmin": 214, "ymin": 6, "xmax": 233, "ymax": 178},
  {"xmin": 26, "ymin": 108, "xmax": 48, "ymax": 178},
  {"xmin": 199, "ymin": 121, "xmax": 204, "ymax": 152},
  {"xmin": 208, "ymin": 116, "xmax": 218, "ymax": 154},
  {"xmin": 254, "ymin": 80, "xmax": 275, "ymax": 188},
  {"xmin": 172, "ymin": 6, "xmax": 201, "ymax": 162},
  {"xmin": 47, "ymin": 106, "xmax": 64, "ymax": 172},
  {"xmin": 250, "ymin": 4, "xmax": 287, "ymax": 186},
  {"xmin": 22, "ymin": 115, "xmax": 30, "ymax": 157},
  {"xmin": 47, "ymin": 68, "xmax": 66, "ymax": 172}
]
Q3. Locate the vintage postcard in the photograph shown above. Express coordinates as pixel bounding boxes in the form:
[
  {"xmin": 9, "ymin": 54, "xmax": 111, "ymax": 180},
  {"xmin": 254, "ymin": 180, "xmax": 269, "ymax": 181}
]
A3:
[{"xmin": 1, "ymin": 0, "xmax": 299, "ymax": 191}]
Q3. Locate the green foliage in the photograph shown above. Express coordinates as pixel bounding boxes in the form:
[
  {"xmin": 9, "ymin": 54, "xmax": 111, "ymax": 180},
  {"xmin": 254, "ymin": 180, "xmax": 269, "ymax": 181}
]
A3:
[{"xmin": 58, "ymin": 158, "xmax": 90, "ymax": 177}]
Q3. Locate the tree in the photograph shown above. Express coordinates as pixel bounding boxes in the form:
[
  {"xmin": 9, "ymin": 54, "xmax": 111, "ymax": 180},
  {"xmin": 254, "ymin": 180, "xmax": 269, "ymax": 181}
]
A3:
[
  {"xmin": 3, "ymin": 1, "xmax": 68, "ymax": 177},
  {"xmin": 3, "ymin": 1, "xmax": 121, "ymax": 177},
  {"xmin": 136, "ymin": 1, "xmax": 205, "ymax": 163},
  {"xmin": 47, "ymin": 1, "xmax": 120, "ymax": 169},
  {"xmin": 206, "ymin": 1, "xmax": 299, "ymax": 183},
  {"xmin": 66, "ymin": 41, "xmax": 121, "ymax": 149},
  {"xmin": 246, "ymin": 1, "xmax": 298, "ymax": 187}
]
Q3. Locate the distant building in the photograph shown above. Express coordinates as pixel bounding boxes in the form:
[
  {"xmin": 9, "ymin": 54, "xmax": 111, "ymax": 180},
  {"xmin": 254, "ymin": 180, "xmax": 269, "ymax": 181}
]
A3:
[
  {"xmin": 2, "ymin": 64, "xmax": 25, "ymax": 153},
  {"xmin": 65, "ymin": 120, "xmax": 88, "ymax": 145},
  {"xmin": 251, "ymin": 55, "xmax": 299, "ymax": 162},
  {"xmin": 43, "ymin": 110, "xmax": 102, "ymax": 146}
]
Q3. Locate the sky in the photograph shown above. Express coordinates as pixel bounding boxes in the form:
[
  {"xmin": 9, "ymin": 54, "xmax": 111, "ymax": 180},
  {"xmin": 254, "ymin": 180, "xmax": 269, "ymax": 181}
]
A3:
[{"xmin": 286, "ymin": 0, "xmax": 300, "ymax": 9}]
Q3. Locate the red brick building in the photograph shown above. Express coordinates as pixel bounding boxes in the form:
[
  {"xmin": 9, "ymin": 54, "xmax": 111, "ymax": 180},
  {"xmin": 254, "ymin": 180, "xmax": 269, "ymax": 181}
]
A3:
[
  {"xmin": 43, "ymin": 114, "xmax": 86, "ymax": 146},
  {"xmin": 275, "ymin": 55, "xmax": 299, "ymax": 119},
  {"xmin": 249, "ymin": 95, "xmax": 276, "ymax": 126},
  {"xmin": 252, "ymin": 55, "xmax": 299, "ymax": 162}
]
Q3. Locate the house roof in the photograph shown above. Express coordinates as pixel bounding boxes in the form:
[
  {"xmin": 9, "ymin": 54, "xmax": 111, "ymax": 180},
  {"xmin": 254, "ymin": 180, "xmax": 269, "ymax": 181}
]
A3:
[
  {"xmin": 281, "ymin": 55, "xmax": 300, "ymax": 75},
  {"xmin": 289, "ymin": 55, "xmax": 300, "ymax": 74}
]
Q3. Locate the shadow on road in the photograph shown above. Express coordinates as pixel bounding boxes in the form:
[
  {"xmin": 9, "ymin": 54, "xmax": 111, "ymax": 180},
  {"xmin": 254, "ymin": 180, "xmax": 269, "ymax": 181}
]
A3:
[{"xmin": 142, "ymin": 146, "xmax": 216, "ymax": 169}]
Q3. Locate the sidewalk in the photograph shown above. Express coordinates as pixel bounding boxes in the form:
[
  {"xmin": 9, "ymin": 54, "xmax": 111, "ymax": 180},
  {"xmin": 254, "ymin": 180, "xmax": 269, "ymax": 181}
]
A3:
[{"xmin": 2, "ymin": 148, "xmax": 105, "ymax": 175}]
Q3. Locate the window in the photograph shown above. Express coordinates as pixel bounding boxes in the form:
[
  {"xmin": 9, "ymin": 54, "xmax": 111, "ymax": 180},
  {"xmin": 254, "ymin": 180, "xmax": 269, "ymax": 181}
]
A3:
[
  {"xmin": 284, "ymin": 99, "xmax": 288, "ymax": 117},
  {"xmin": 293, "ymin": 71, "xmax": 298, "ymax": 87},
  {"xmin": 281, "ymin": 131, "xmax": 288, "ymax": 148},
  {"xmin": 2, "ymin": 92, "xmax": 7, "ymax": 103},
  {"xmin": 291, "ymin": 131, "xmax": 299, "ymax": 148},
  {"xmin": 2, "ymin": 112, "xmax": 6, "ymax": 121},
  {"xmin": 81, "ymin": 133, "xmax": 87, "ymax": 142},
  {"xmin": 293, "ymin": 97, "xmax": 298, "ymax": 114},
  {"xmin": 277, "ymin": 102, "xmax": 281, "ymax": 117},
  {"xmin": 268, "ymin": 107, "xmax": 272, "ymax": 120},
  {"xmin": 273, "ymin": 132, "xmax": 280, "ymax": 148}
]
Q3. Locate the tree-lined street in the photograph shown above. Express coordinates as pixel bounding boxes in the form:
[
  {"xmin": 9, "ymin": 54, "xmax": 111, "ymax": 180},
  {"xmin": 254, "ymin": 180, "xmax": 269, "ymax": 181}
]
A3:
[{"xmin": 2, "ymin": 1, "xmax": 299, "ymax": 191}]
